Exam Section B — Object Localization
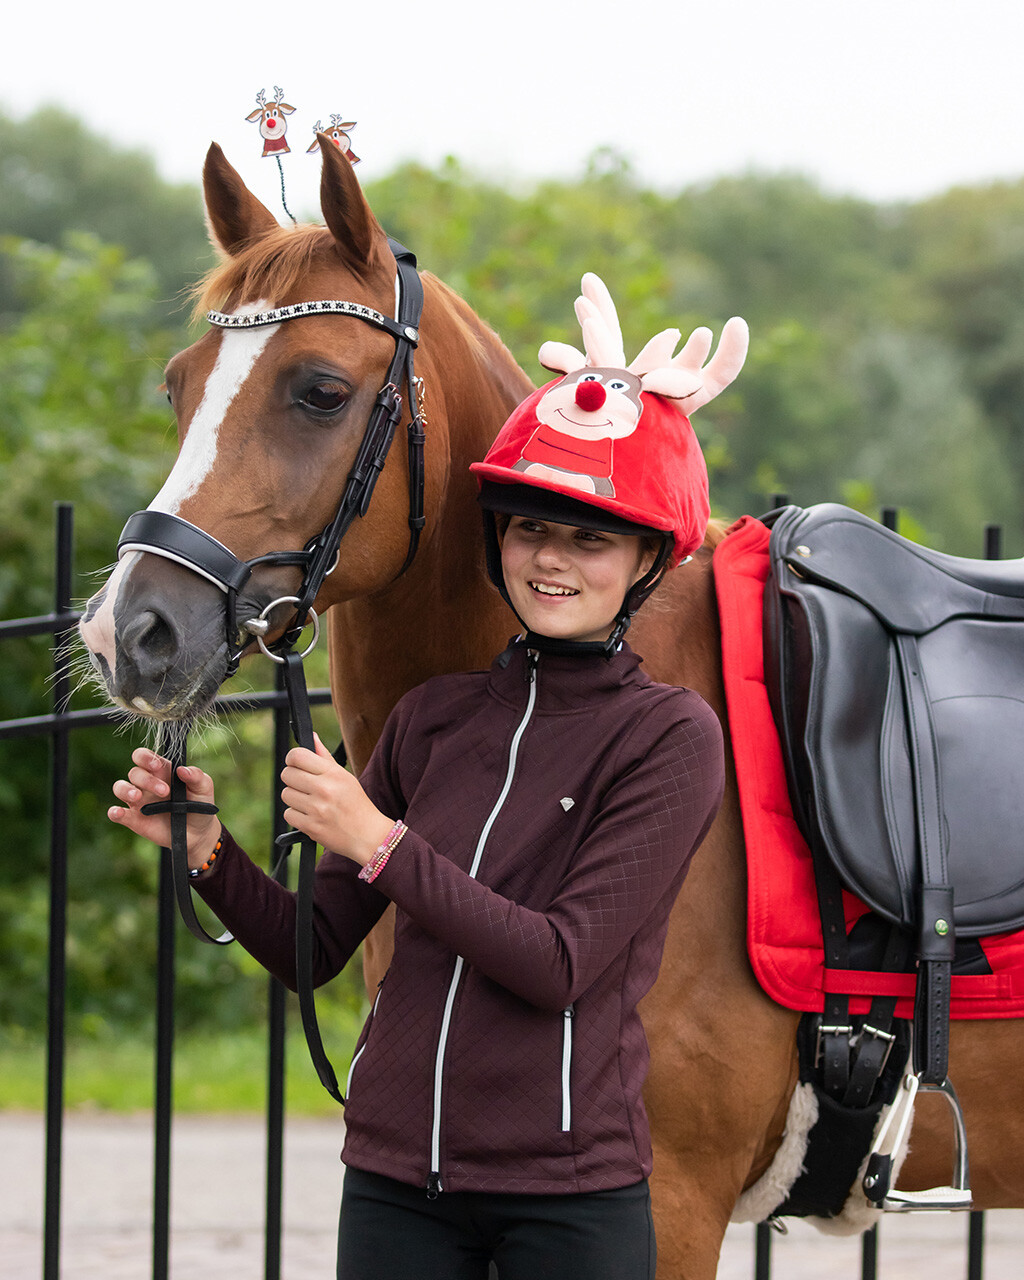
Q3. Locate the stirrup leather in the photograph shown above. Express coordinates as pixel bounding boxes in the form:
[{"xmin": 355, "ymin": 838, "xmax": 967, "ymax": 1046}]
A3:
[{"xmin": 862, "ymin": 1069, "xmax": 972, "ymax": 1212}]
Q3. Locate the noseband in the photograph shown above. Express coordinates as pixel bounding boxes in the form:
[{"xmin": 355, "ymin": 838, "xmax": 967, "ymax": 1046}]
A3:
[
  {"xmin": 127, "ymin": 239, "xmax": 425, "ymax": 1105},
  {"xmin": 117, "ymin": 238, "xmax": 425, "ymax": 678}
]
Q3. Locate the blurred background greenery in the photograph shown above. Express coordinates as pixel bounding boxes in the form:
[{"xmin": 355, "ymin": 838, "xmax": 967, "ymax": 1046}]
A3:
[{"xmin": 4, "ymin": 105, "xmax": 1024, "ymax": 1108}]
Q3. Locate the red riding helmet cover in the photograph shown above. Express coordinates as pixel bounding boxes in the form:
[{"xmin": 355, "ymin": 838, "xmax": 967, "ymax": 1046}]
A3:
[
  {"xmin": 472, "ymin": 378, "xmax": 710, "ymax": 567},
  {"xmin": 470, "ymin": 273, "xmax": 748, "ymax": 569}
]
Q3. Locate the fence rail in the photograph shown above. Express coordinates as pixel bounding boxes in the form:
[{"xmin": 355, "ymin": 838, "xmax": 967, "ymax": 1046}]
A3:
[{"xmin": 0, "ymin": 502, "xmax": 1009, "ymax": 1278}]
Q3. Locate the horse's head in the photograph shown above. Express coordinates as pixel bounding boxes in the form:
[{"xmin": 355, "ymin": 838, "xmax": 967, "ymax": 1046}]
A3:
[{"xmin": 80, "ymin": 140, "xmax": 438, "ymax": 723}]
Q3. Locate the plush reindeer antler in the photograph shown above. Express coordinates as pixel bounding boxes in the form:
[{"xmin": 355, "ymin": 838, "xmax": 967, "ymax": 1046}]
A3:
[
  {"xmin": 539, "ymin": 273, "xmax": 748, "ymax": 415},
  {"xmin": 631, "ymin": 318, "xmax": 749, "ymax": 411},
  {"xmin": 538, "ymin": 272, "xmax": 623, "ymax": 373}
]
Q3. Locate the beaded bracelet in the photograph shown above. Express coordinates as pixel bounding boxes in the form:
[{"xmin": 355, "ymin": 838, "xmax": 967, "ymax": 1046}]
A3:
[
  {"xmin": 188, "ymin": 829, "xmax": 224, "ymax": 879},
  {"xmin": 358, "ymin": 820, "xmax": 408, "ymax": 883}
]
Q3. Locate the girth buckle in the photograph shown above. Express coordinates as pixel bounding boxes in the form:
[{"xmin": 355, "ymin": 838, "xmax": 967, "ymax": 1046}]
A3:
[
  {"xmin": 853, "ymin": 1022, "xmax": 898, "ymax": 1076},
  {"xmin": 814, "ymin": 1022, "xmax": 853, "ymax": 1068}
]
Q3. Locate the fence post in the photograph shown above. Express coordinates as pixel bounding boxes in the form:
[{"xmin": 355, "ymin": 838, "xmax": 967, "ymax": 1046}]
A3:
[
  {"xmin": 43, "ymin": 502, "xmax": 74, "ymax": 1280},
  {"xmin": 754, "ymin": 1222, "xmax": 772, "ymax": 1279}
]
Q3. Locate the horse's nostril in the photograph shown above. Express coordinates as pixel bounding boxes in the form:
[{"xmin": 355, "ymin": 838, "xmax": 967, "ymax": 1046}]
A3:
[{"xmin": 121, "ymin": 609, "xmax": 181, "ymax": 680}]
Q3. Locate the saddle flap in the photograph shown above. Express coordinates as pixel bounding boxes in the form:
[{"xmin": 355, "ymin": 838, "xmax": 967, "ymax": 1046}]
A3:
[{"xmin": 765, "ymin": 504, "xmax": 1024, "ymax": 938}]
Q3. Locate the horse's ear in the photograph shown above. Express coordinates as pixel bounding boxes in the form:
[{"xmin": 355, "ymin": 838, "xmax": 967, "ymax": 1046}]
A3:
[
  {"xmin": 318, "ymin": 134, "xmax": 389, "ymax": 275},
  {"xmin": 203, "ymin": 143, "xmax": 279, "ymax": 256}
]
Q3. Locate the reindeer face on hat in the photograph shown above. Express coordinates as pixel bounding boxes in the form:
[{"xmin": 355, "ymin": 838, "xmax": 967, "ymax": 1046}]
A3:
[
  {"xmin": 473, "ymin": 273, "xmax": 749, "ymax": 566},
  {"xmin": 538, "ymin": 367, "xmax": 644, "ymax": 445}
]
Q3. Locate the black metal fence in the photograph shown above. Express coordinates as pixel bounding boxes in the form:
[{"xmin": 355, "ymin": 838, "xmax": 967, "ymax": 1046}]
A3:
[
  {"xmin": 0, "ymin": 503, "xmax": 333, "ymax": 1280},
  {"xmin": 0, "ymin": 502, "xmax": 1009, "ymax": 1278}
]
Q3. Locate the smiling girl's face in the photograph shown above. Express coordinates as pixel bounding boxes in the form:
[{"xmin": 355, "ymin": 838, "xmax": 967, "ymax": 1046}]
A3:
[{"xmin": 499, "ymin": 516, "xmax": 656, "ymax": 643}]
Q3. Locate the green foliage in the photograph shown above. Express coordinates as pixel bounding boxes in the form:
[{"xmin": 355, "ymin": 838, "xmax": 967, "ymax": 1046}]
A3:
[
  {"xmin": 0, "ymin": 106, "xmax": 212, "ymax": 323},
  {"xmin": 906, "ymin": 179, "xmax": 1024, "ymax": 507},
  {"xmin": 0, "ymin": 1020, "xmax": 364, "ymax": 1114},
  {"xmin": 5, "ymin": 122, "xmax": 1024, "ymax": 1057},
  {"xmin": 365, "ymin": 157, "xmax": 1024, "ymax": 553}
]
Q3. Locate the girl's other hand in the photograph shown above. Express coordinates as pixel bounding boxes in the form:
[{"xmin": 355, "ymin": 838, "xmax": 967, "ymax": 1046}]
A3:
[{"xmin": 109, "ymin": 749, "xmax": 220, "ymax": 870}]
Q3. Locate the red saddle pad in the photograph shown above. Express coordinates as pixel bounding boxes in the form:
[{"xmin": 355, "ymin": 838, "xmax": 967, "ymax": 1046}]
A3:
[{"xmin": 713, "ymin": 514, "xmax": 1024, "ymax": 1019}]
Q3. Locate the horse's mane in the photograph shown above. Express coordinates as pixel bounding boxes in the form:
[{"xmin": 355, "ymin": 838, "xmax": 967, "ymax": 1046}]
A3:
[
  {"xmin": 704, "ymin": 517, "xmax": 731, "ymax": 549},
  {"xmin": 190, "ymin": 224, "xmax": 340, "ymax": 320}
]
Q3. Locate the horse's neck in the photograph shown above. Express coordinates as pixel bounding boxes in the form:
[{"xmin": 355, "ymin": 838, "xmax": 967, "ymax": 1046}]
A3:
[
  {"xmin": 329, "ymin": 281, "xmax": 532, "ymax": 770},
  {"xmin": 630, "ymin": 542, "xmax": 726, "ymax": 715}
]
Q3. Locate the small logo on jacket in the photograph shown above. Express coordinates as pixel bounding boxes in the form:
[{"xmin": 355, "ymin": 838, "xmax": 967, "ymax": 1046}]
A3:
[{"xmin": 560, "ymin": 797, "xmax": 575, "ymax": 812}]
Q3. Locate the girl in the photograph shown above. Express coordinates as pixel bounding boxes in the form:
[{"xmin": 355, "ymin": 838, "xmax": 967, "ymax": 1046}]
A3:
[{"xmin": 109, "ymin": 276, "xmax": 746, "ymax": 1279}]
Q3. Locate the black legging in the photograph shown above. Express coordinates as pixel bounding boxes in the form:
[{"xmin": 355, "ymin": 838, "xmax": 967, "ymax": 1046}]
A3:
[{"xmin": 338, "ymin": 1168, "xmax": 656, "ymax": 1280}]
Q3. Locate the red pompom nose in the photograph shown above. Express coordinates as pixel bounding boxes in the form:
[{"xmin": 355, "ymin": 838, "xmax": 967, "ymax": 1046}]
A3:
[{"xmin": 575, "ymin": 380, "xmax": 606, "ymax": 412}]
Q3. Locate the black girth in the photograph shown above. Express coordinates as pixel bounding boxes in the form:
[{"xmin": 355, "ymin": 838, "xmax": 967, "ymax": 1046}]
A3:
[{"xmin": 133, "ymin": 239, "xmax": 425, "ymax": 1105}]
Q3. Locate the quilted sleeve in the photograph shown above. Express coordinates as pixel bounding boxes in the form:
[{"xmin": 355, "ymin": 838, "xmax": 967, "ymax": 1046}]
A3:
[{"xmin": 191, "ymin": 691, "xmax": 420, "ymax": 991}]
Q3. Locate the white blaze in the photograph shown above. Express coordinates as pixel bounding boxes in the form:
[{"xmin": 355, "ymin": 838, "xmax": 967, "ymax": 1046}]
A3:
[
  {"xmin": 79, "ymin": 303, "xmax": 278, "ymax": 673},
  {"xmin": 151, "ymin": 303, "xmax": 279, "ymax": 514}
]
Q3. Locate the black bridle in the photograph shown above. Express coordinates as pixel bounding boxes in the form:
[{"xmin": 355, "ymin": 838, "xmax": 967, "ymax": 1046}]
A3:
[{"xmin": 132, "ymin": 239, "xmax": 425, "ymax": 1104}]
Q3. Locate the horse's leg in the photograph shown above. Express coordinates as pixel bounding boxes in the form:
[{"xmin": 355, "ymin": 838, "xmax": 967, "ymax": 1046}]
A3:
[
  {"xmin": 641, "ymin": 821, "xmax": 800, "ymax": 1279},
  {"xmin": 361, "ymin": 905, "xmax": 396, "ymax": 994}
]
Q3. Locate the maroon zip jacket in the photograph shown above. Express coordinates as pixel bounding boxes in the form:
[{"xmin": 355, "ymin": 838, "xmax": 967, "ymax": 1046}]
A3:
[{"xmin": 196, "ymin": 640, "xmax": 723, "ymax": 1195}]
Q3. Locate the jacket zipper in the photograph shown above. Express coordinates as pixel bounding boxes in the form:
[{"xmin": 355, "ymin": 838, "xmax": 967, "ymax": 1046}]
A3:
[
  {"xmin": 561, "ymin": 1004, "xmax": 574, "ymax": 1132},
  {"xmin": 427, "ymin": 651, "xmax": 539, "ymax": 1197}
]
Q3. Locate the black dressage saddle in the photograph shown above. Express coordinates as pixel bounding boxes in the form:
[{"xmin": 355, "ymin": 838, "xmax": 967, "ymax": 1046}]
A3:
[{"xmin": 764, "ymin": 503, "xmax": 1024, "ymax": 1097}]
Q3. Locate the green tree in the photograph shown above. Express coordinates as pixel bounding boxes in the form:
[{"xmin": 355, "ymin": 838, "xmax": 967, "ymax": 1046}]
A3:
[
  {"xmin": 907, "ymin": 179, "xmax": 1024, "ymax": 542},
  {"xmin": 5, "ymin": 130, "xmax": 1024, "ymax": 1042},
  {"xmin": 0, "ymin": 107, "xmax": 212, "ymax": 325},
  {"xmin": 0, "ymin": 235, "xmax": 332, "ymax": 1035}
]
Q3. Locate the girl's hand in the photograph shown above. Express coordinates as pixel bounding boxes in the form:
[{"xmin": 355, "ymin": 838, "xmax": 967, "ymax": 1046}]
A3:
[
  {"xmin": 280, "ymin": 735, "xmax": 393, "ymax": 866},
  {"xmin": 109, "ymin": 749, "xmax": 221, "ymax": 870}
]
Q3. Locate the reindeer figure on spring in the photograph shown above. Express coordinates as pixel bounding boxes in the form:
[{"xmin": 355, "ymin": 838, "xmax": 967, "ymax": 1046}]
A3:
[
  {"xmin": 307, "ymin": 114, "xmax": 360, "ymax": 164},
  {"xmin": 511, "ymin": 273, "xmax": 748, "ymax": 497},
  {"xmin": 246, "ymin": 87, "xmax": 296, "ymax": 157}
]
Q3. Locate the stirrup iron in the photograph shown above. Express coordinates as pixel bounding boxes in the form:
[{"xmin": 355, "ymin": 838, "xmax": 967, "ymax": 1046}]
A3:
[{"xmin": 862, "ymin": 1070, "xmax": 971, "ymax": 1211}]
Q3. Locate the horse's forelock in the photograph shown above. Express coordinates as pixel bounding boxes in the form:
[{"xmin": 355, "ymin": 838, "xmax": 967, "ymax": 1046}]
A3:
[{"xmin": 190, "ymin": 224, "xmax": 341, "ymax": 321}]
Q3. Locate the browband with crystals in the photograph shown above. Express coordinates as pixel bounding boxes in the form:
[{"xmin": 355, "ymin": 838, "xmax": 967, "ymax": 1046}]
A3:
[{"xmin": 206, "ymin": 299, "xmax": 418, "ymax": 344}]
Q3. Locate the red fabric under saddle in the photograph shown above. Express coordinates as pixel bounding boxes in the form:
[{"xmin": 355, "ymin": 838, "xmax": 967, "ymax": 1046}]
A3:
[{"xmin": 713, "ymin": 514, "xmax": 1024, "ymax": 1019}]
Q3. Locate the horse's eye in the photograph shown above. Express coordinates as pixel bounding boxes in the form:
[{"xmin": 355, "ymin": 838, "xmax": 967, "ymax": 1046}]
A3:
[{"xmin": 302, "ymin": 382, "xmax": 349, "ymax": 414}]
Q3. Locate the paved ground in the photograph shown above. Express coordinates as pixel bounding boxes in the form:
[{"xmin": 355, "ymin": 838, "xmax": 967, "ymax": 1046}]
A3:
[{"xmin": 2, "ymin": 1112, "xmax": 1021, "ymax": 1278}]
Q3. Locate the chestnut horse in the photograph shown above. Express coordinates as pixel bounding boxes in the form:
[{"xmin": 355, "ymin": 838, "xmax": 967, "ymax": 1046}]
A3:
[{"xmin": 79, "ymin": 141, "xmax": 1024, "ymax": 1278}]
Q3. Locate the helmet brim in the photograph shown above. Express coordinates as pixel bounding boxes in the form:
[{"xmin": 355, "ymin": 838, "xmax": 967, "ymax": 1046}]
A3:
[{"xmin": 477, "ymin": 480, "xmax": 664, "ymax": 541}]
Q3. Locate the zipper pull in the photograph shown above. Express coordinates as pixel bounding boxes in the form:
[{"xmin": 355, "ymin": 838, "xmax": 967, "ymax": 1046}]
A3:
[
  {"xmin": 426, "ymin": 1172, "xmax": 443, "ymax": 1199},
  {"xmin": 526, "ymin": 649, "xmax": 538, "ymax": 683}
]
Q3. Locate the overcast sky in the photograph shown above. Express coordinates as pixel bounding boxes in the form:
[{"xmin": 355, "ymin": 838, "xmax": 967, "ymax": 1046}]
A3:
[{"xmin": 10, "ymin": 0, "xmax": 1024, "ymax": 220}]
